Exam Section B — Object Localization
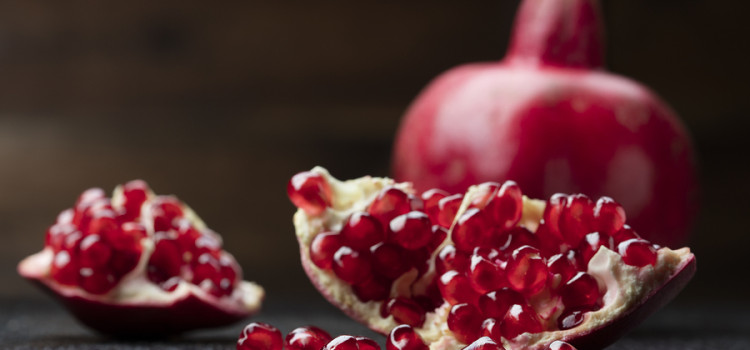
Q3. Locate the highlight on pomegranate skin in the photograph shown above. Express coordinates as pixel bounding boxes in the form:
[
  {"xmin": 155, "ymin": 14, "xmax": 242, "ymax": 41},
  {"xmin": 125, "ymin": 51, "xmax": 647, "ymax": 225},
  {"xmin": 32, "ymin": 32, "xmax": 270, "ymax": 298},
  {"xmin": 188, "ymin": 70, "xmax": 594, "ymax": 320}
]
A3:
[
  {"xmin": 290, "ymin": 167, "xmax": 696, "ymax": 350},
  {"xmin": 18, "ymin": 180, "xmax": 264, "ymax": 336}
]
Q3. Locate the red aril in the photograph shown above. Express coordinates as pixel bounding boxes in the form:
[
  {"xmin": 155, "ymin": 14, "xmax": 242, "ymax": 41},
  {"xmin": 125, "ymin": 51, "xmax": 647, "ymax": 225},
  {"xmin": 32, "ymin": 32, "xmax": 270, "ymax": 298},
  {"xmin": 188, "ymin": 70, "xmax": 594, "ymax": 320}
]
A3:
[
  {"xmin": 291, "ymin": 168, "xmax": 695, "ymax": 350},
  {"xmin": 286, "ymin": 326, "xmax": 333, "ymax": 350},
  {"xmin": 238, "ymin": 322, "xmax": 283, "ymax": 350},
  {"xmin": 18, "ymin": 180, "xmax": 263, "ymax": 336},
  {"xmin": 388, "ymin": 325, "xmax": 428, "ymax": 350},
  {"xmin": 392, "ymin": 0, "xmax": 697, "ymax": 249}
]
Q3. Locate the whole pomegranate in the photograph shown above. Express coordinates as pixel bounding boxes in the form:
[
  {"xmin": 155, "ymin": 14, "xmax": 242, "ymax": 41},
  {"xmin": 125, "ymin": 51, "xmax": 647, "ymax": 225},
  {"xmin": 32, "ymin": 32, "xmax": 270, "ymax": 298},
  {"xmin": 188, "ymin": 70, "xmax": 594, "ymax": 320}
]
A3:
[{"xmin": 392, "ymin": 0, "xmax": 697, "ymax": 248}]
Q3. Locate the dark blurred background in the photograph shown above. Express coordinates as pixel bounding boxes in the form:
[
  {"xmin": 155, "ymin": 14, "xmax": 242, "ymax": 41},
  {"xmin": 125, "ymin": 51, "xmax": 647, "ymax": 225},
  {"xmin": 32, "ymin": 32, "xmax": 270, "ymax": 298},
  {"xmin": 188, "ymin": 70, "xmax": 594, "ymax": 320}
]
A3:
[{"xmin": 0, "ymin": 0, "xmax": 748, "ymax": 309}]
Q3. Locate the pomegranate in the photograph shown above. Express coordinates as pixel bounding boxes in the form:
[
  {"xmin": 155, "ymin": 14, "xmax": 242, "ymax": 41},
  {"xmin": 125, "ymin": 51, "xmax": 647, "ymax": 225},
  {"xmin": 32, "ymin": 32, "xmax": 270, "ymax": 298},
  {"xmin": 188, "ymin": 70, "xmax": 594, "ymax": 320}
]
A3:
[
  {"xmin": 391, "ymin": 0, "xmax": 697, "ymax": 248},
  {"xmin": 289, "ymin": 167, "xmax": 695, "ymax": 350},
  {"xmin": 18, "ymin": 180, "xmax": 264, "ymax": 336}
]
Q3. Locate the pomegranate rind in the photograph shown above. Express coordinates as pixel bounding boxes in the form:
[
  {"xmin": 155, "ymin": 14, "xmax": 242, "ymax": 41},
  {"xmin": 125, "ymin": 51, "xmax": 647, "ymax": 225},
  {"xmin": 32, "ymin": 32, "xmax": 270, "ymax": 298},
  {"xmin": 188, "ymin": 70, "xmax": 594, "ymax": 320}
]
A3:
[
  {"xmin": 18, "ymin": 185, "xmax": 264, "ymax": 336},
  {"xmin": 294, "ymin": 167, "xmax": 696, "ymax": 350}
]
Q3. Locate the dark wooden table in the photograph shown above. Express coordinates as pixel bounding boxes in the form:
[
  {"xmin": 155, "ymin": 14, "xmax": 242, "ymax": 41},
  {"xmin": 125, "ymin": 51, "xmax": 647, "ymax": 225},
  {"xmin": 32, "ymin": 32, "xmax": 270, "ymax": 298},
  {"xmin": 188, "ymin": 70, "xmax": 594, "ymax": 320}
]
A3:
[{"xmin": 2, "ymin": 297, "xmax": 748, "ymax": 350}]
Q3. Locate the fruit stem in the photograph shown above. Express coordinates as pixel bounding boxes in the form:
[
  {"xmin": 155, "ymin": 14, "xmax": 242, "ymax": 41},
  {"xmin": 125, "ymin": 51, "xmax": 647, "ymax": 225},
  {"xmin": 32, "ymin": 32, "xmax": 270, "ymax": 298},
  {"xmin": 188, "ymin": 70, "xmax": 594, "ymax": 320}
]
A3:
[{"xmin": 504, "ymin": 0, "xmax": 604, "ymax": 69}]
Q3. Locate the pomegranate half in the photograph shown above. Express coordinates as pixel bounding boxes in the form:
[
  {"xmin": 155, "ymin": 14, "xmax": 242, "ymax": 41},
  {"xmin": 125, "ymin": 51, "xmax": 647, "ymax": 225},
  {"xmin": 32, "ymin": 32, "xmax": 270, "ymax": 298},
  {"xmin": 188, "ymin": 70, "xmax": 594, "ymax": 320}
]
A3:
[
  {"xmin": 289, "ymin": 167, "xmax": 695, "ymax": 350},
  {"xmin": 18, "ymin": 180, "xmax": 264, "ymax": 336},
  {"xmin": 392, "ymin": 0, "xmax": 698, "ymax": 248}
]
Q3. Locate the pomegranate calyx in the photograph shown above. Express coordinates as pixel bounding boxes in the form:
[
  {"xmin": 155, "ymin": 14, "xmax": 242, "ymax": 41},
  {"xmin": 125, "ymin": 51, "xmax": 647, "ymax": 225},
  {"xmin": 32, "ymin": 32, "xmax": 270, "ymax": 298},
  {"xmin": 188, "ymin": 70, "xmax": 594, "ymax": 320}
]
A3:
[{"xmin": 505, "ymin": 0, "xmax": 604, "ymax": 69}]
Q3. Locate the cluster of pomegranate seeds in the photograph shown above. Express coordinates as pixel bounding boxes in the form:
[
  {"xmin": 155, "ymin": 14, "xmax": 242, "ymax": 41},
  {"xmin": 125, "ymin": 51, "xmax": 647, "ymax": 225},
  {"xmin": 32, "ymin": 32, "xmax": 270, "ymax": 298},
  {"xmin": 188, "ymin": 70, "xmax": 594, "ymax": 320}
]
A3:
[
  {"xmin": 45, "ymin": 180, "xmax": 242, "ymax": 297},
  {"xmin": 437, "ymin": 181, "xmax": 660, "ymax": 343},
  {"xmin": 239, "ymin": 323, "xmax": 429, "ymax": 350},
  {"xmin": 146, "ymin": 195, "xmax": 241, "ymax": 297},
  {"xmin": 46, "ymin": 182, "xmax": 148, "ymax": 294},
  {"xmin": 289, "ymin": 171, "xmax": 457, "ymax": 327}
]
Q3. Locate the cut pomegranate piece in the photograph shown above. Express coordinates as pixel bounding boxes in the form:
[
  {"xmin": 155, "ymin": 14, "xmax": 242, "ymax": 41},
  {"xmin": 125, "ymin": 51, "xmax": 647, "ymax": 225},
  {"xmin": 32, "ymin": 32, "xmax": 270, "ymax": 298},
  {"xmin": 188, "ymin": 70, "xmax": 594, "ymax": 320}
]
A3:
[
  {"xmin": 18, "ymin": 180, "xmax": 263, "ymax": 336},
  {"xmin": 290, "ymin": 167, "xmax": 696, "ymax": 350}
]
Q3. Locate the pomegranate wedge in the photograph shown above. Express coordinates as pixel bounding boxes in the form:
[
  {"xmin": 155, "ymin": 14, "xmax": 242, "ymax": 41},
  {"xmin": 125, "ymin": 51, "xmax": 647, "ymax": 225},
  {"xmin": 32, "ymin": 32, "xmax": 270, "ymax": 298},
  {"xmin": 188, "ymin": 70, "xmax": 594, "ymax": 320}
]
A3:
[
  {"xmin": 18, "ymin": 180, "xmax": 264, "ymax": 336},
  {"xmin": 289, "ymin": 167, "xmax": 695, "ymax": 350}
]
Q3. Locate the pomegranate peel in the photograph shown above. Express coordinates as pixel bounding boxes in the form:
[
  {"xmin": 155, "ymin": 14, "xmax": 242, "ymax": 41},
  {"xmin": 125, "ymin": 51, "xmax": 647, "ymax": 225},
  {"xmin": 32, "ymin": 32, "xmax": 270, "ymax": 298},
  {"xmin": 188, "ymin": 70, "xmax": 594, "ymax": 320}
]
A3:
[
  {"xmin": 290, "ymin": 168, "xmax": 695, "ymax": 350},
  {"xmin": 18, "ymin": 181, "xmax": 264, "ymax": 336}
]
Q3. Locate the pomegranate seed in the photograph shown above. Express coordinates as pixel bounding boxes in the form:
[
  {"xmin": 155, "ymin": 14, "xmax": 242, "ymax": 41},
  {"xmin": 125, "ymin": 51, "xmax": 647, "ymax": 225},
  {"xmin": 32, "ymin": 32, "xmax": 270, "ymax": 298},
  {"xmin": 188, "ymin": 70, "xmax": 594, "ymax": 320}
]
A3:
[
  {"xmin": 62, "ymin": 230, "xmax": 84, "ymax": 252},
  {"xmin": 547, "ymin": 252, "xmax": 578, "ymax": 288},
  {"xmin": 453, "ymin": 209, "xmax": 492, "ymax": 252},
  {"xmin": 541, "ymin": 194, "xmax": 567, "ymax": 240},
  {"xmin": 237, "ymin": 322, "xmax": 283, "ymax": 350},
  {"xmin": 593, "ymin": 197, "xmax": 626, "ymax": 236},
  {"xmin": 356, "ymin": 337, "xmax": 381, "ymax": 350},
  {"xmin": 147, "ymin": 232, "xmax": 182, "ymax": 284},
  {"xmin": 353, "ymin": 276, "xmax": 391, "ymax": 302},
  {"xmin": 469, "ymin": 182, "xmax": 501, "ymax": 209},
  {"xmin": 56, "ymin": 208, "xmax": 75, "ymax": 225},
  {"xmin": 548, "ymin": 340, "xmax": 577, "ymax": 350},
  {"xmin": 506, "ymin": 246, "xmax": 548, "ymax": 296},
  {"xmin": 386, "ymin": 297, "xmax": 426, "ymax": 327},
  {"xmin": 560, "ymin": 272, "xmax": 600, "ymax": 309},
  {"xmin": 559, "ymin": 194, "xmax": 595, "ymax": 247},
  {"xmin": 500, "ymin": 304, "xmax": 543, "ymax": 339},
  {"xmin": 45, "ymin": 224, "xmax": 77, "ymax": 251},
  {"xmin": 498, "ymin": 227, "xmax": 539, "ymax": 258},
  {"xmin": 309, "ymin": 232, "xmax": 343, "ymax": 270},
  {"xmin": 463, "ymin": 336, "xmax": 506, "ymax": 350},
  {"xmin": 429, "ymin": 225, "xmax": 448, "ymax": 251},
  {"xmin": 76, "ymin": 188, "xmax": 106, "ymax": 210},
  {"xmin": 485, "ymin": 180, "xmax": 523, "ymax": 230},
  {"xmin": 218, "ymin": 252, "xmax": 240, "ymax": 294},
  {"xmin": 341, "ymin": 212, "xmax": 385, "ymax": 250},
  {"xmin": 109, "ymin": 222, "xmax": 146, "ymax": 251},
  {"xmin": 286, "ymin": 326, "xmax": 333, "ymax": 350},
  {"xmin": 437, "ymin": 194, "xmax": 463, "ymax": 228},
  {"xmin": 535, "ymin": 222, "xmax": 564, "ymax": 258},
  {"xmin": 50, "ymin": 250, "xmax": 79, "ymax": 285},
  {"xmin": 79, "ymin": 267, "xmax": 117, "ymax": 294},
  {"xmin": 370, "ymin": 243, "xmax": 408, "ymax": 279},
  {"xmin": 288, "ymin": 171, "xmax": 333, "ymax": 216},
  {"xmin": 110, "ymin": 249, "xmax": 141, "ymax": 278},
  {"xmin": 121, "ymin": 179, "xmax": 149, "ymax": 220},
  {"xmin": 368, "ymin": 187, "xmax": 411, "ymax": 226},
  {"xmin": 193, "ymin": 253, "xmax": 222, "ymax": 286},
  {"xmin": 423, "ymin": 188, "xmax": 449, "ymax": 224},
  {"xmin": 618, "ymin": 239, "xmax": 657, "ymax": 267},
  {"xmin": 439, "ymin": 271, "xmax": 480, "ymax": 306},
  {"xmin": 612, "ymin": 225, "xmax": 641, "ymax": 244},
  {"xmin": 151, "ymin": 197, "xmax": 184, "ymax": 231},
  {"xmin": 408, "ymin": 194, "xmax": 424, "ymax": 211},
  {"xmin": 468, "ymin": 256, "xmax": 506, "ymax": 293},
  {"xmin": 478, "ymin": 288, "xmax": 524, "ymax": 319},
  {"xmin": 79, "ymin": 234, "xmax": 112, "ymax": 268},
  {"xmin": 332, "ymin": 246, "xmax": 371, "ymax": 284},
  {"xmin": 480, "ymin": 319, "xmax": 503, "ymax": 343},
  {"xmin": 436, "ymin": 245, "xmax": 470, "ymax": 275},
  {"xmin": 160, "ymin": 276, "xmax": 182, "ymax": 292},
  {"xmin": 325, "ymin": 336, "xmax": 359, "ymax": 350},
  {"xmin": 557, "ymin": 308, "xmax": 586, "ymax": 330},
  {"xmin": 577, "ymin": 232, "xmax": 613, "ymax": 268},
  {"xmin": 389, "ymin": 211, "xmax": 433, "ymax": 250},
  {"xmin": 85, "ymin": 210, "xmax": 118, "ymax": 236},
  {"xmin": 387, "ymin": 324, "xmax": 428, "ymax": 350},
  {"xmin": 447, "ymin": 303, "xmax": 483, "ymax": 344}
]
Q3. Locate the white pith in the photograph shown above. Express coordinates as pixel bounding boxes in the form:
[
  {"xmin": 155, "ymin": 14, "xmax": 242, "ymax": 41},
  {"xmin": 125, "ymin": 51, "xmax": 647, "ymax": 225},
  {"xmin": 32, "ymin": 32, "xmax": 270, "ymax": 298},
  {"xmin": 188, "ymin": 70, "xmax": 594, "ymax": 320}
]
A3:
[
  {"xmin": 19, "ymin": 184, "xmax": 264, "ymax": 314},
  {"xmin": 294, "ymin": 167, "xmax": 694, "ymax": 350}
]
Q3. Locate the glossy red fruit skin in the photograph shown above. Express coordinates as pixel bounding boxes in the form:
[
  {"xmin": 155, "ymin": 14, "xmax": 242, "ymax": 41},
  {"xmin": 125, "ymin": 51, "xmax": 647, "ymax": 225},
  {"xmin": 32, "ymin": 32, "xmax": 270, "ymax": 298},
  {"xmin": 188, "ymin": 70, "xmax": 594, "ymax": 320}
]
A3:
[
  {"xmin": 286, "ymin": 326, "xmax": 333, "ymax": 350},
  {"xmin": 392, "ymin": 0, "xmax": 697, "ymax": 248}
]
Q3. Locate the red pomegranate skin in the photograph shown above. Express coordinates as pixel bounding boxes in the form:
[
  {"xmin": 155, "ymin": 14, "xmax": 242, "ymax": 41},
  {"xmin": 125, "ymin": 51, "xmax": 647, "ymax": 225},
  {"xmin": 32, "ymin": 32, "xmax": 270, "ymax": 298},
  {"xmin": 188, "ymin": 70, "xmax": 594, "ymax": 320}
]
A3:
[{"xmin": 392, "ymin": 0, "xmax": 697, "ymax": 248}]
